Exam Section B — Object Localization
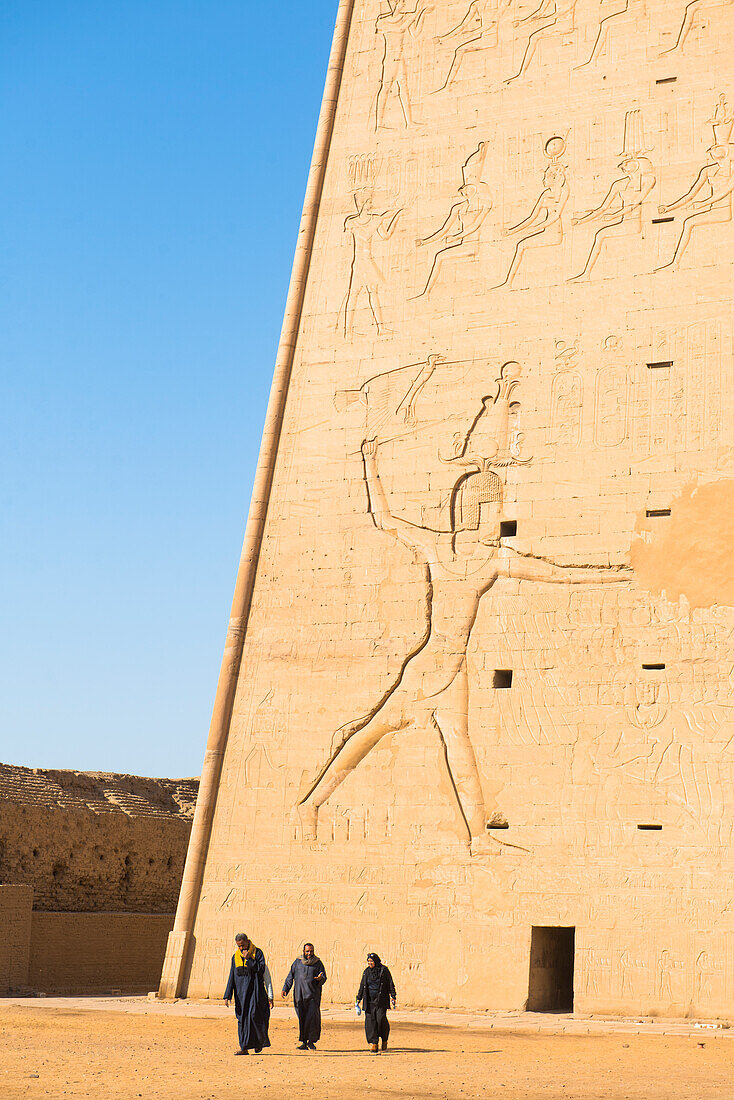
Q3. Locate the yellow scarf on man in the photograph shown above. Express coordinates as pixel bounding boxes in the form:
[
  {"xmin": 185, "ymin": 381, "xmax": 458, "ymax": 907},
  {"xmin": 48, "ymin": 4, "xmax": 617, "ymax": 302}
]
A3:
[{"xmin": 235, "ymin": 942, "xmax": 257, "ymax": 968}]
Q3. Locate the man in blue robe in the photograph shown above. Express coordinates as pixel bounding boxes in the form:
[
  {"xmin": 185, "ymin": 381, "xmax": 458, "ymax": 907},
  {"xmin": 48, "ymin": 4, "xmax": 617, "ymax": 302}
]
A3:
[
  {"xmin": 282, "ymin": 942, "xmax": 327, "ymax": 1050},
  {"xmin": 224, "ymin": 933, "xmax": 273, "ymax": 1055}
]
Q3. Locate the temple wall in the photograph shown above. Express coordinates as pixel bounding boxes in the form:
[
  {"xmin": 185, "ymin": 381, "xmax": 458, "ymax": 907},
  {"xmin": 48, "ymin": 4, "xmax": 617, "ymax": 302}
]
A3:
[{"xmin": 176, "ymin": 0, "xmax": 734, "ymax": 1015}]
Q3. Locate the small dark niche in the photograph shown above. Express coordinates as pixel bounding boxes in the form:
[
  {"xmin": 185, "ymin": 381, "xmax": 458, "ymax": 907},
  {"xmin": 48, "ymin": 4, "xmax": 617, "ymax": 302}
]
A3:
[
  {"xmin": 637, "ymin": 824, "xmax": 663, "ymax": 831},
  {"xmin": 646, "ymin": 360, "xmax": 673, "ymax": 369},
  {"xmin": 652, "ymin": 216, "xmax": 675, "ymax": 224},
  {"xmin": 500, "ymin": 520, "xmax": 518, "ymax": 538},
  {"xmin": 642, "ymin": 663, "xmax": 666, "ymax": 671},
  {"xmin": 656, "ymin": 76, "xmax": 678, "ymax": 84},
  {"xmin": 487, "ymin": 822, "xmax": 510, "ymax": 830},
  {"xmin": 493, "ymin": 669, "xmax": 513, "ymax": 689},
  {"xmin": 646, "ymin": 508, "xmax": 671, "ymax": 518}
]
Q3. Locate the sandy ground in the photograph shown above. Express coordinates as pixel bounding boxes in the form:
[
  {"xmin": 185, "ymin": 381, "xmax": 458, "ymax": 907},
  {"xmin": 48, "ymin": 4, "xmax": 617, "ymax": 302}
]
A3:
[{"xmin": 2, "ymin": 1002, "xmax": 733, "ymax": 1100}]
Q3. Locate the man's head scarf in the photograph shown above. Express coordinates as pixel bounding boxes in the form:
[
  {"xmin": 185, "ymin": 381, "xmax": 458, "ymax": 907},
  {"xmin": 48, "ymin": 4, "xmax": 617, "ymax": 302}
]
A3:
[{"xmin": 234, "ymin": 936, "xmax": 257, "ymax": 968}]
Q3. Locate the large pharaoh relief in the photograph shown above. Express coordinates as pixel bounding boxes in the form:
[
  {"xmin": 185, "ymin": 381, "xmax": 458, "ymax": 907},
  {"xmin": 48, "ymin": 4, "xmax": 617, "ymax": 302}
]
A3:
[{"xmin": 296, "ymin": 356, "xmax": 632, "ymax": 856}]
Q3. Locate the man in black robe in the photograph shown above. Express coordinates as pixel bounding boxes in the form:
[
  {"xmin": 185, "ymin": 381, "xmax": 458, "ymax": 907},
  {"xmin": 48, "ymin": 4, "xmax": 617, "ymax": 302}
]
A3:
[
  {"xmin": 282, "ymin": 942, "xmax": 327, "ymax": 1050},
  {"xmin": 356, "ymin": 952, "xmax": 396, "ymax": 1053},
  {"xmin": 224, "ymin": 933, "xmax": 273, "ymax": 1055}
]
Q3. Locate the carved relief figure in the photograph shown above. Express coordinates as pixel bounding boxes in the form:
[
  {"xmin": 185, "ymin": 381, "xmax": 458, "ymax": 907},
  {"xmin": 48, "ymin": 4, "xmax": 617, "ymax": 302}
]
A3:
[
  {"xmin": 243, "ymin": 689, "xmax": 285, "ymax": 789},
  {"xmin": 496, "ymin": 137, "xmax": 569, "ymax": 289},
  {"xmin": 435, "ymin": 0, "xmax": 511, "ymax": 90},
  {"xmin": 506, "ymin": 0, "xmax": 578, "ymax": 84},
  {"xmin": 335, "ymin": 353, "xmax": 447, "ymax": 432},
  {"xmin": 375, "ymin": 1, "xmax": 431, "ymax": 129},
  {"xmin": 662, "ymin": 0, "xmax": 733, "ymax": 55},
  {"xmin": 575, "ymin": 0, "xmax": 634, "ymax": 69},
  {"xmin": 341, "ymin": 190, "xmax": 402, "ymax": 336},
  {"xmin": 570, "ymin": 111, "xmax": 655, "ymax": 281},
  {"xmin": 414, "ymin": 181, "xmax": 492, "ymax": 297},
  {"xmin": 656, "ymin": 116, "xmax": 734, "ymax": 271},
  {"xmin": 711, "ymin": 93, "xmax": 734, "ymax": 146},
  {"xmin": 297, "ymin": 364, "xmax": 630, "ymax": 854}
]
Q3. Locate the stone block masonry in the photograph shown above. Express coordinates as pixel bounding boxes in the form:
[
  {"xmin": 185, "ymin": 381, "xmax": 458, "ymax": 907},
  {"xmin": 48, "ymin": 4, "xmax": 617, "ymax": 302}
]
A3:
[{"xmin": 164, "ymin": 0, "xmax": 734, "ymax": 1017}]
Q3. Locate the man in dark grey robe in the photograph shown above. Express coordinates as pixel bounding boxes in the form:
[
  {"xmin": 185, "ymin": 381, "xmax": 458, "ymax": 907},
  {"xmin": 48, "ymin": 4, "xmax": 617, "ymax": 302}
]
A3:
[{"xmin": 282, "ymin": 942, "xmax": 327, "ymax": 1050}]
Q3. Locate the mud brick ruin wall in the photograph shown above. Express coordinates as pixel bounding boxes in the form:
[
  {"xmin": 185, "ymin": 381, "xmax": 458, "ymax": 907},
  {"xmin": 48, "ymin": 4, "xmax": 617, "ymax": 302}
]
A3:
[
  {"xmin": 0, "ymin": 765, "xmax": 198, "ymax": 913},
  {"xmin": 0, "ymin": 885, "xmax": 33, "ymax": 994},
  {"xmin": 163, "ymin": 0, "xmax": 734, "ymax": 1017},
  {"xmin": 0, "ymin": 764, "xmax": 197, "ymax": 992},
  {"xmin": 28, "ymin": 912, "xmax": 176, "ymax": 994}
]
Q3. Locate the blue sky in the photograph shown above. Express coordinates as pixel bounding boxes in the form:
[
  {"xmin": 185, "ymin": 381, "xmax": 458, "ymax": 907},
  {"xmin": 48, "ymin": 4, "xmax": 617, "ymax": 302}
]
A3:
[{"xmin": 0, "ymin": 1, "xmax": 337, "ymax": 777}]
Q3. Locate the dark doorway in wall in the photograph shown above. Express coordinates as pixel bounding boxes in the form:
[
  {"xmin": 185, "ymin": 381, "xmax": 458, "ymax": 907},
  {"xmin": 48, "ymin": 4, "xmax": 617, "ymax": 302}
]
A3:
[{"xmin": 527, "ymin": 927, "xmax": 575, "ymax": 1012}]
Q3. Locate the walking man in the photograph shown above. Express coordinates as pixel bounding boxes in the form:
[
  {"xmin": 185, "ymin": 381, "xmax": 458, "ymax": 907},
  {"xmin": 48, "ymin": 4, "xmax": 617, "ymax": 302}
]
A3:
[
  {"xmin": 356, "ymin": 952, "xmax": 396, "ymax": 1052},
  {"xmin": 282, "ymin": 942, "xmax": 327, "ymax": 1050},
  {"xmin": 224, "ymin": 933, "xmax": 273, "ymax": 1055}
]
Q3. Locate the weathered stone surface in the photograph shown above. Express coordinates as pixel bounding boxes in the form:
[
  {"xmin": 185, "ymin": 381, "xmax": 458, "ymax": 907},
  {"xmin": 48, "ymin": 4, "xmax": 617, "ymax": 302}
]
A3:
[
  {"xmin": 0, "ymin": 764, "xmax": 197, "ymax": 912},
  {"xmin": 166, "ymin": 0, "xmax": 734, "ymax": 1015}
]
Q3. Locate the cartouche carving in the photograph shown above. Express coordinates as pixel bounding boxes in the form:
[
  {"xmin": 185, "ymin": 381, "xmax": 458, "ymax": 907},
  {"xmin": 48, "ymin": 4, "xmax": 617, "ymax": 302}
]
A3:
[
  {"xmin": 297, "ymin": 363, "xmax": 630, "ymax": 854},
  {"xmin": 549, "ymin": 339, "xmax": 583, "ymax": 447},
  {"xmin": 594, "ymin": 337, "xmax": 629, "ymax": 449},
  {"xmin": 496, "ymin": 136, "xmax": 569, "ymax": 289},
  {"xmin": 570, "ymin": 111, "xmax": 655, "ymax": 281}
]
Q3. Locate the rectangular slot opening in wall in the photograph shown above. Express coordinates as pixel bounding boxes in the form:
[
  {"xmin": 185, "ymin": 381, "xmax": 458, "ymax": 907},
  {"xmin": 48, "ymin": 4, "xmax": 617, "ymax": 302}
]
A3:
[
  {"xmin": 493, "ymin": 670, "xmax": 513, "ymax": 689},
  {"xmin": 646, "ymin": 509, "xmax": 671, "ymax": 518},
  {"xmin": 637, "ymin": 824, "xmax": 663, "ymax": 831},
  {"xmin": 527, "ymin": 927, "xmax": 575, "ymax": 1013},
  {"xmin": 656, "ymin": 76, "xmax": 677, "ymax": 85},
  {"xmin": 500, "ymin": 520, "xmax": 518, "ymax": 538},
  {"xmin": 652, "ymin": 216, "xmax": 675, "ymax": 224},
  {"xmin": 642, "ymin": 663, "xmax": 666, "ymax": 671},
  {"xmin": 646, "ymin": 361, "xmax": 673, "ymax": 370}
]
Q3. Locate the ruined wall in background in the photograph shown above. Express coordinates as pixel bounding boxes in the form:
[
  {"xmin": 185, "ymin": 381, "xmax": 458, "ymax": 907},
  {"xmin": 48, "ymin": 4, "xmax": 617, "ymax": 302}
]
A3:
[
  {"xmin": 28, "ymin": 912, "xmax": 174, "ymax": 994},
  {"xmin": 0, "ymin": 765, "xmax": 197, "ymax": 912},
  {"xmin": 173, "ymin": 0, "xmax": 734, "ymax": 1015},
  {"xmin": 0, "ymin": 885, "xmax": 32, "ymax": 993}
]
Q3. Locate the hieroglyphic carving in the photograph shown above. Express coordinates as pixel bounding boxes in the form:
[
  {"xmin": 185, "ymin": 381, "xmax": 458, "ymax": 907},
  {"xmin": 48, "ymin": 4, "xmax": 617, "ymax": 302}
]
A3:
[
  {"xmin": 506, "ymin": 1, "xmax": 578, "ymax": 84},
  {"xmin": 662, "ymin": 0, "xmax": 733, "ymax": 55},
  {"xmin": 657, "ymin": 98, "xmax": 734, "ymax": 271},
  {"xmin": 496, "ymin": 137, "xmax": 569, "ymax": 289},
  {"xmin": 570, "ymin": 111, "xmax": 655, "ymax": 281},
  {"xmin": 434, "ymin": 0, "xmax": 511, "ymax": 91},
  {"xmin": 375, "ymin": 1, "xmax": 431, "ymax": 130},
  {"xmin": 549, "ymin": 340, "xmax": 583, "ymax": 447},
  {"xmin": 297, "ymin": 361, "xmax": 630, "ymax": 854},
  {"xmin": 594, "ymin": 337, "xmax": 629, "ymax": 448}
]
